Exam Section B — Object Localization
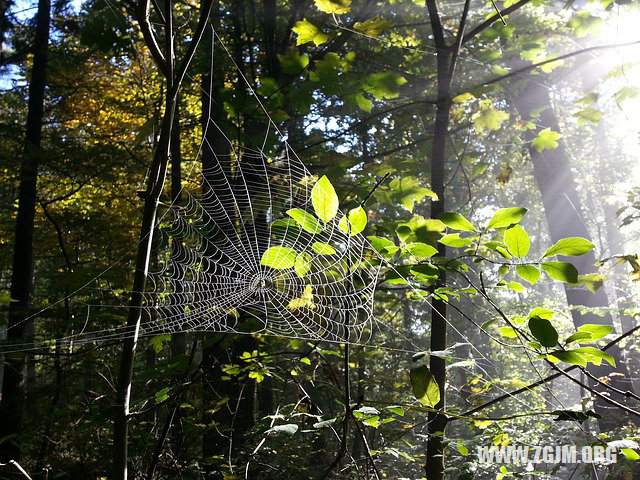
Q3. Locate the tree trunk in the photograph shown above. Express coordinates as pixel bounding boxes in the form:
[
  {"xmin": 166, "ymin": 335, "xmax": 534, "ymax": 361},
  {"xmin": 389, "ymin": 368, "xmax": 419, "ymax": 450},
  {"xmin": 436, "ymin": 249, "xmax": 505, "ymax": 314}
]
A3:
[
  {"xmin": 424, "ymin": 24, "xmax": 450, "ymax": 480},
  {"xmin": 423, "ymin": 2, "xmax": 470, "ymax": 477},
  {"xmin": 0, "ymin": 0, "xmax": 50, "ymax": 462},
  {"xmin": 112, "ymin": 0, "xmax": 212, "ymax": 474},
  {"xmin": 512, "ymin": 75, "xmax": 635, "ymax": 430}
]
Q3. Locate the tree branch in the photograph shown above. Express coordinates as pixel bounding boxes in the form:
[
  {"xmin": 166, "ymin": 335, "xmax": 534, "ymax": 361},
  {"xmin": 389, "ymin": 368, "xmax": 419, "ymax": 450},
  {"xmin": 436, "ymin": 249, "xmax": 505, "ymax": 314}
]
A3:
[
  {"xmin": 426, "ymin": 0, "xmax": 446, "ymax": 50},
  {"xmin": 462, "ymin": 0, "xmax": 533, "ymax": 44},
  {"xmin": 476, "ymin": 40, "xmax": 640, "ymax": 89},
  {"xmin": 171, "ymin": 0, "xmax": 213, "ymax": 97},
  {"xmin": 135, "ymin": 0, "xmax": 168, "ymax": 75},
  {"xmin": 460, "ymin": 324, "xmax": 640, "ymax": 417}
]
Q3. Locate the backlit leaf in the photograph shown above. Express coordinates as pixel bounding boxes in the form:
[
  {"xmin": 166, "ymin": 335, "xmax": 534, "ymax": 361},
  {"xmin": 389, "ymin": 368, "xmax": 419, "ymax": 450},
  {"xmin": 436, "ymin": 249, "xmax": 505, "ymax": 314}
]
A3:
[
  {"xmin": 504, "ymin": 225, "xmax": 530, "ymax": 258},
  {"xmin": 486, "ymin": 207, "xmax": 527, "ymax": 229},
  {"xmin": 406, "ymin": 242, "xmax": 438, "ymax": 259},
  {"xmin": 409, "ymin": 365, "xmax": 440, "ymax": 407},
  {"xmin": 287, "ymin": 208, "xmax": 321, "ymax": 234},
  {"xmin": 439, "ymin": 233, "xmax": 473, "ymax": 248},
  {"xmin": 532, "ymin": 128, "xmax": 561, "ymax": 152},
  {"xmin": 362, "ymin": 72, "xmax": 407, "ymax": 100},
  {"xmin": 437, "ymin": 212, "xmax": 475, "ymax": 232},
  {"xmin": 314, "ymin": 0, "xmax": 350, "ymax": 14},
  {"xmin": 472, "ymin": 100, "xmax": 509, "ymax": 133},
  {"xmin": 261, "ymin": 246, "xmax": 297, "ymax": 270},
  {"xmin": 311, "ymin": 175, "xmax": 339, "ymax": 222},
  {"xmin": 293, "ymin": 19, "xmax": 328, "ymax": 46},
  {"xmin": 294, "ymin": 252, "xmax": 313, "ymax": 277},
  {"xmin": 543, "ymin": 237, "xmax": 595, "ymax": 257},
  {"xmin": 338, "ymin": 206, "xmax": 367, "ymax": 236},
  {"xmin": 542, "ymin": 261, "xmax": 579, "ymax": 283},
  {"xmin": 353, "ymin": 17, "xmax": 391, "ymax": 37},
  {"xmin": 516, "ymin": 265, "xmax": 540, "ymax": 285},
  {"xmin": 312, "ymin": 242, "xmax": 336, "ymax": 255}
]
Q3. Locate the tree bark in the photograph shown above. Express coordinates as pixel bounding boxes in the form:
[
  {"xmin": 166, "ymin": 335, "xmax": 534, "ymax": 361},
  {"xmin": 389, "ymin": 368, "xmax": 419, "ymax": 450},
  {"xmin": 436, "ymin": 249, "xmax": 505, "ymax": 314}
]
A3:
[
  {"xmin": 423, "ymin": 2, "xmax": 470, "ymax": 478},
  {"xmin": 0, "ymin": 0, "xmax": 50, "ymax": 462},
  {"xmin": 424, "ymin": 1, "xmax": 450, "ymax": 477}
]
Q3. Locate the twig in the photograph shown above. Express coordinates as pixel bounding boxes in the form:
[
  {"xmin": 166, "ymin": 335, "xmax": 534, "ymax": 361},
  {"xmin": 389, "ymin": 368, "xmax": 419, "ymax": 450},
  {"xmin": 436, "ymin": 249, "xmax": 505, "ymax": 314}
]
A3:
[
  {"xmin": 461, "ymin": 324, "xmax": 640, "ymax": 417},
  {"xmin": 490, "ymin": 0, "xmax": 507, "ymax": 26},
  {"xmin": 0, "ymin": 460, "xmax": 34, "ymax": 480}
]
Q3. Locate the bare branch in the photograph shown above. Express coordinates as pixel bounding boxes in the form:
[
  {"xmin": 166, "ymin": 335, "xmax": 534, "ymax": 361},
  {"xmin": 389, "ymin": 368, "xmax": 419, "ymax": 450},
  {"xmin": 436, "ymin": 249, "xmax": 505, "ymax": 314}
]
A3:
[{"xmin": 135, "ymin": 0, "xmax": 168, "ymax": 75}]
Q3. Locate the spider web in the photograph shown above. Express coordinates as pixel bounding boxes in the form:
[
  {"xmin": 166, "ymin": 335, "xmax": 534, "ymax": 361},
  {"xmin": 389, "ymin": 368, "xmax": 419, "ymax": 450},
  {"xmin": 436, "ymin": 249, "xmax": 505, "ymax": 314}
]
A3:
[{"xmin": 139, "ymin": 128, "xmax": 380, "ymax": 343}]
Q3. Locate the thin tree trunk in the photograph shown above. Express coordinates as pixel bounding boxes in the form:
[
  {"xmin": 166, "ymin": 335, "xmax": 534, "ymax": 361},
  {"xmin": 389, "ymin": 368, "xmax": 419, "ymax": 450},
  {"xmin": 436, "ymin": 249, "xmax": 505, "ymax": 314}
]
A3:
[
  {"xmin": 423, "ymin": 2, "xmax": 470, "ymax": 478},
  {"xmin": 112, "ymin": 0, "xmax": 213, "ymax": 476},
  {"xmin": 0, "ymin": 0, "xmax": 50, "ymax": 462}
]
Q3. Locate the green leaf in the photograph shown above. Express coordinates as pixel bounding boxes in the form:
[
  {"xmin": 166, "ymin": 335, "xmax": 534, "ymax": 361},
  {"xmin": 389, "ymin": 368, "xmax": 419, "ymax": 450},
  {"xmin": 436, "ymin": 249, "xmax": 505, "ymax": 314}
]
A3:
[
  {"xmin": 293, "ymin": 19, "xmax": 328, "ymax": 46},
  {"xmin": 577, "ymin": 323, "xmax": 613, "ymax": 341},
  {"xmin": 532, "ymin": 128, "xmax": 561, "ymax": 152},
  {"xmin": 311, "ymin": 175, "xmax": 339, "ymax": 222},
  {"xmin": 543, "ymin": 237, "xmax": 595, "ymax": 257},
  {"xmin": 0, "ymin": 293, "xmax": 17, "ymax": 303},
  {"xmin": 528, "ymin": 307, "xmax": 554, "ymax": 320},
  {"xmin": 516, "ymin": 265, "xmax": 541, "ymax": 285},
  {"xmin": 564, "ymin": 332, "xmax": 593, "ymax": 344},
  {"xmin": 314, "ymin": 0, "xmax": 350, "ymax": 14},
  {"xmin": 491, "ymin": 65, "xmax": 509, "ymax": 76},
  {"xmin": 573, "ymin": 106, "xmax": 603, "ymax": 126},
  {"xmin": 389, "ymin": 177, "xmax": 437, "ymax": 212},
  {"xmin": 148, "ymin": 334, "xmax": 171, "ymax": 353},
  {"xmin": 406, "ymin": 242, "xmax": 438, "ymax": 259},
  {"xmin": 568, "ymin": 12, "xmax": 604, "ymax": 37},
  {"xmin": 572, "ymin": 347, "xmax": 615, "ymax": 367},
  {"xmin": 396, "ymin": 225, "xmax": 412, "ymax": 242},
  {"xmin": 621, "ymin": 448, "xmax": 640, "ymax": 462},
  {"xmin": 352, "ymin": 92, "xmax": 373, "ymax": 112},
  {"xmin": 155, "ymin": 387, "xmax": 170, "ymax": 403},
  {"xmin": 362, "ymin": 72, "xmax": 407, "ymax": 100},
  {"xmin": 499, "ymin": 326, "xmax": 518, "ymax": 338},
  {"xmin": 542, "ymin": 261, "xmax": 579, "ymax": 283},
  {"xmin": 386, "ymin": 406, "xmax": 405, "ymax": 416},
  {"xmin": 472, "ymin": 101, "xmax": 509, "ymax": 133},
  {"xmin": 277, "ymin": 50, "xmax": 310, "ymax": 75},
  {"xmin": 486, "ymin": 207, "xmax": 527, "ymax": 229},
  {"xmin": 574, "ymin": 273, "xmax": 605, "ymax": 292},
  {"xmin": 439, "ymin": 233, "xmax": 473, "ymax": 248},
  {"xmin": 615, "ymin": 86, "xmax": 640, "ymax": 105},
  {"xmin": 503, "ymin": 225, "xmax": 530, "ymax": 258},
  {"xmin": 367, "ymin": 236, "xmax": 396, "ymax": 256},
  {"xmin": 294, "ymin": 252, "xmax": 313, "ymax": 277},
  {"xmin": 338, "ymin": 206, "xmax": 367, "ymax": 236},
  {"xmin": 453, "ymin": 92, "xmax": 475, "ymax": 103},
  {"xmin": 287, "ymin": 208, "xmax": 321, "ymax": 234},
  {"xmin": 261, "ymin": 246, "xmax": 297, "ymax": 270},
  {"xmin": 507, "ymin": 281, "xmax": 525, "ymax": 292},
  {"xmin": 548, "ymin": 350, "xmax": 587, "ymax": 367},
  {"xmin": 437, "ymin": 212, "xmax": 475, "ymax": 232},
  {"xmin": 312, "ymin": 242, "xmax": 336, "ymax": 255},
  {"xmin": 528, "ymin": 316, "xmax": 559, "ymax": 347},
  {"xmin": 457, "ymin": 443, "xmax": 469, "ymax": 456},
  {"xmin": 409, "ymin": 365, "xmax": 440, "ymax": 407},
  {"xmin": 353, "ymin": 16, "xmax": 391, "ymax": 37}
]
